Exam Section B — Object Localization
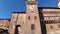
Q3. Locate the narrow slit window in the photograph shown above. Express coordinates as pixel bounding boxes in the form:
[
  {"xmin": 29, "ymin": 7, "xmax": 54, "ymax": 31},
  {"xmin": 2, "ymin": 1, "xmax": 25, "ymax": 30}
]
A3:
[
  {"xmin": 34, "ymin": 16, "xmax": 37, "ymax": 19},
  {"xmin": 31, "ymin": 24, "xmax": 35, "ymax": 30},
  {"xmin": 28, "ymin": 16, "xmax": 30, "ymax": 20}
]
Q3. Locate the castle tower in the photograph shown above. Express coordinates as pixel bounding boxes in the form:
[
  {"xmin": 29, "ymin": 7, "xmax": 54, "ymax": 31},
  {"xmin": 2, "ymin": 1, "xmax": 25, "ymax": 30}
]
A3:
[
  {"xmin": 25, "ymin": 0, "xmax": 41, "ymax": 34},
  {"xmin": 58, "ymin": 0, "xmax": 60, "ymax": 8}
]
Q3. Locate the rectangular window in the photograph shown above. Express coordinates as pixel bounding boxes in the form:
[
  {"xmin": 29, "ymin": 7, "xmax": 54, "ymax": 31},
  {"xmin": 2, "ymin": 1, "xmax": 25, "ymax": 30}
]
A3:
[
  {"xmin": 34, "ymin": 16, "xmax": 37, "ymax": 19},
  {"xmin": 31, "ymin": 24, "xmax": 35, "ymax": 30}
]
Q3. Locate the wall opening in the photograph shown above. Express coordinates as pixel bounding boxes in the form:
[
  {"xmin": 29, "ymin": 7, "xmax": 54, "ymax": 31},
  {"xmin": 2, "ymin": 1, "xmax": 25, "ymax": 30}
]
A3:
[{"xmin": 15, "ymin": 25, "xmax": 21, "ymax": 34}]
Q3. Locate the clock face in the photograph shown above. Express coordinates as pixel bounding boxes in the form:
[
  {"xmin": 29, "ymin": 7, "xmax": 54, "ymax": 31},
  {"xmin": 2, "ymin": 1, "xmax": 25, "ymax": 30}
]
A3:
[{"xmin": 30, "ymin": 5, "xmax": 34, "ymax": 9}]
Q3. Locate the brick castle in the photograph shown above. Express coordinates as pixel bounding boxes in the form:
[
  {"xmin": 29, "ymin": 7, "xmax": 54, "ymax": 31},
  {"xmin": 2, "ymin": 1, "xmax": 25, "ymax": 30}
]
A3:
[{"xmin": 0, "ymin": 0, "xmax": 60, "ymax": 34}]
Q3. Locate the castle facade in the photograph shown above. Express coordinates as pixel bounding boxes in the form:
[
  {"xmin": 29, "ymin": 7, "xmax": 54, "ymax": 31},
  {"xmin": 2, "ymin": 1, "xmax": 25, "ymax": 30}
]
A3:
[{"xmin": 0, "ymin": 0, "xmax": 60, "ymax": 34}]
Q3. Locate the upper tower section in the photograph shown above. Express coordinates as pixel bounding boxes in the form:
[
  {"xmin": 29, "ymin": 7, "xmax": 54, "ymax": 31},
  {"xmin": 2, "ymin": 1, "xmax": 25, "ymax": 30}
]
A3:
[
  {"xmin": 26, "ymin": 0, "xmax": 37, "ymax": 5},
  {"xmin": 58, "ymin": 0, "xmax": 60, "ymax": 8}
]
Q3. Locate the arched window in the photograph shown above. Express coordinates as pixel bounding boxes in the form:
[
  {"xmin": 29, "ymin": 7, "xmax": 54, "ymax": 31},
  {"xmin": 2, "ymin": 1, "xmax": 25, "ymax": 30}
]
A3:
[{"xmin": 28, "ymin": 16, "xmax": 30, "ymax": 20}]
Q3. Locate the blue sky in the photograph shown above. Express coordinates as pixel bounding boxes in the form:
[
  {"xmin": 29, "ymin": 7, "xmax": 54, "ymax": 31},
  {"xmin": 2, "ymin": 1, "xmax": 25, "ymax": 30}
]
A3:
[{"xmin": 0, "ymin": 0, "xmax": 58, "ymax": 19}]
